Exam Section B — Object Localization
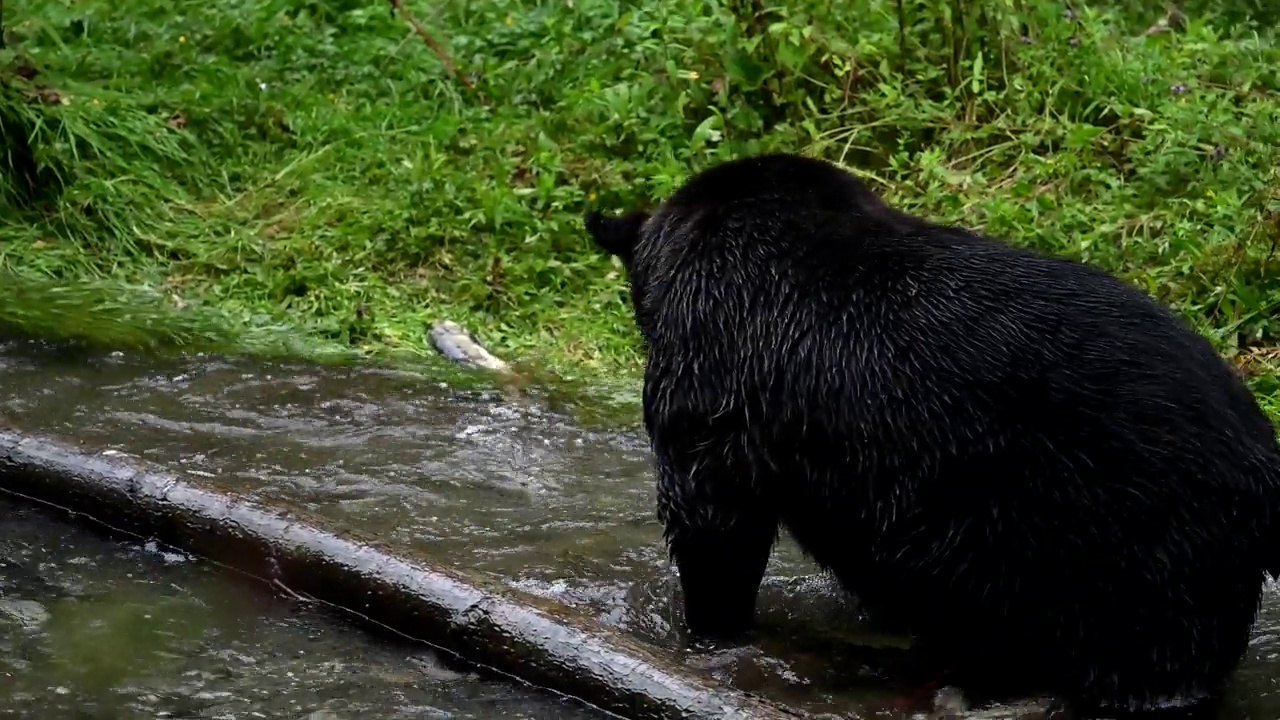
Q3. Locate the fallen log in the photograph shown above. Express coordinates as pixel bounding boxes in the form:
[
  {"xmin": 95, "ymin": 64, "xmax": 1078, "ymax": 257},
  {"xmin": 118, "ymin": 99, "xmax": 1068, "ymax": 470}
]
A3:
[
  {"xmin": 0, "ymin": 427, "xmax": 806, "ymax": 720},
  {"xmin": 0, "ymin": 423, "xmax": 1069, "ymax": 720}
]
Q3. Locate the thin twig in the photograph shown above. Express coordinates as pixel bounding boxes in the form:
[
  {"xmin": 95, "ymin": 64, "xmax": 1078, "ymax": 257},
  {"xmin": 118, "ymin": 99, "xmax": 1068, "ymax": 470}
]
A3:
[
  {"xmin": 895, "ymin": 0, "xmax": 907, "ymax": 72},
  {"xmin": 387, "ymin": 0, "xmax": 484, "ymax": 102},
  {"xmin": 272, "ymin": 578, "xmax": 317, "ymax": 606}
]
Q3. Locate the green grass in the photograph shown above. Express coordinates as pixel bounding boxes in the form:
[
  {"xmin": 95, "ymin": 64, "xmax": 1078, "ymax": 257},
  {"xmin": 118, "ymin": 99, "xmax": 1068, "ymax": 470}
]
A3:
[{"xmin": 1, "ymin": 0, "xmax": 1279, "ymax": 420}]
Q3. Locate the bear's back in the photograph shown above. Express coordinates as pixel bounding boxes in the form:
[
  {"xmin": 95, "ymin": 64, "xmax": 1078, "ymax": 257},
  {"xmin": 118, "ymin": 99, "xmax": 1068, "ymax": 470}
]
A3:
[{"xmin": 638, "ymin": 155, "xmax": 1280, "ymax": 516}]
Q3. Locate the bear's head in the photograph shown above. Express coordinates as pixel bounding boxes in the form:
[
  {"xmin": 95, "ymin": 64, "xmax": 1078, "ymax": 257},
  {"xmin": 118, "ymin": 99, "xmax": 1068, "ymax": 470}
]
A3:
[
  {"xmin": 583, "ymin": 153, "xmax": 911, "ymax": 345},
  {"xmin": 583, "ymin": 208, "xmax": 650, "ymax": 269},
  {"xmin": 583, "ymin": 206, "xmax": 669, "ymax": 342}
]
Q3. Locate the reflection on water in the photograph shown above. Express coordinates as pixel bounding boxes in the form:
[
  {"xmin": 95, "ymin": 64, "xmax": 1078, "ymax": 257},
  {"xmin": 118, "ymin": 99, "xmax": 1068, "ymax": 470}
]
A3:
[
  {"xmin": 0, "ymin": 496, "xmax": 607, "ymax": 718},
  {"xmin": 2, "ymin": 340, "xmax": 1279, "ymax": 717}
]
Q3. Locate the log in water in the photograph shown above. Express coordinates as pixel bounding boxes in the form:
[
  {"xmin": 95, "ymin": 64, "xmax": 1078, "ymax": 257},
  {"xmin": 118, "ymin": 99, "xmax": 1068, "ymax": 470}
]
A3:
[{"xmin": 0, "ymin": 427, "xmax": 807, "ymax": 720}]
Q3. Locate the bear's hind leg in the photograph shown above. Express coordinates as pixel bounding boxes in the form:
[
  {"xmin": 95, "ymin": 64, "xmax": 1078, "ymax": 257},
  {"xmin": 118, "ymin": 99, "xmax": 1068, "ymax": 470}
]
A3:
[{"xmin": 656, "ymin": 457, "xmax": 778, "ymax": 641}]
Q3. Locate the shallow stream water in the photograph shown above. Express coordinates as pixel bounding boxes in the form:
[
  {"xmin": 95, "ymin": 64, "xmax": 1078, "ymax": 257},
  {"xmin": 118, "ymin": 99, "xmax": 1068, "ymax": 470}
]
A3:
[
  {"xmin": 2, "ymin": 340, "xmax": 1280, "ymax": 717},
  {"xmin": 0, "ymin": 495, "xmax": 604, "ymax": 718}
]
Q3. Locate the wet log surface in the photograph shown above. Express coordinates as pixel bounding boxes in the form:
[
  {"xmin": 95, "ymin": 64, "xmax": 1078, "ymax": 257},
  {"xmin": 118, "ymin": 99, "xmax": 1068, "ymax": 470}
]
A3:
[{"xmin": 0, "ymin": 427, "xmax": 809, "ymax": 720}]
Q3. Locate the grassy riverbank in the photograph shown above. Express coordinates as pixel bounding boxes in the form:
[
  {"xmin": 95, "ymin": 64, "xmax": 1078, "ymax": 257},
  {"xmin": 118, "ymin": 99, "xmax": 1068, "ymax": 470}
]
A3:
[{"xmin": 2, "ymin": 0, "xmax": 1279, "ymax": 414}]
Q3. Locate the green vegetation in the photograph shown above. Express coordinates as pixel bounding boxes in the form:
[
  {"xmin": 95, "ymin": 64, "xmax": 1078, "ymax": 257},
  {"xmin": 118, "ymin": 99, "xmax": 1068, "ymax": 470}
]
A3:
[{"xmin": 1, "ymin": 0, "xmax": 1279, "ymax": 417}]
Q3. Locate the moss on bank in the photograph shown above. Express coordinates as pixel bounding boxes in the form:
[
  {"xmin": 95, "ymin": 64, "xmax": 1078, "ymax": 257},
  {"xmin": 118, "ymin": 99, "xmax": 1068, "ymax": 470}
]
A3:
[{"xmin": 1, "ymin": 0, "xmax": 1278, "ymax": 417}]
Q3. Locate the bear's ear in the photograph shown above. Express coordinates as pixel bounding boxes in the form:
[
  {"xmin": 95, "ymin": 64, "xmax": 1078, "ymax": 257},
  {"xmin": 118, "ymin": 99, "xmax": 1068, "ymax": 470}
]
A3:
[{"xmin": 584, "ymin": 209, "xmax": 649, "ymax": 260}]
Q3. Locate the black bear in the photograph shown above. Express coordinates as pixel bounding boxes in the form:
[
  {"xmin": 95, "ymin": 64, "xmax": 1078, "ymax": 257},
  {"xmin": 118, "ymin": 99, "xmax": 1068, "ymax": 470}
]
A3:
[{"xmin": 583, "ymin": 153, "xmax": 1280, "ymax": 716}]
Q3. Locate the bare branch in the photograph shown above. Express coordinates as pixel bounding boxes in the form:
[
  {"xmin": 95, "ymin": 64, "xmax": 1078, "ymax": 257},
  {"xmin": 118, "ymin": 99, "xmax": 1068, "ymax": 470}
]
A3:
[{"xmin": 387, "ymin": 0, "xmax": 487, "ymax": 103}]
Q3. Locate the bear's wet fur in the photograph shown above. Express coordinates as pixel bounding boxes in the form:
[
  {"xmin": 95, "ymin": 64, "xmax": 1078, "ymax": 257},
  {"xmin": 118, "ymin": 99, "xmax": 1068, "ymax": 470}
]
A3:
[{"xmin": 583, "ymin": 152, "xmax": 1280, "ymax": 715}]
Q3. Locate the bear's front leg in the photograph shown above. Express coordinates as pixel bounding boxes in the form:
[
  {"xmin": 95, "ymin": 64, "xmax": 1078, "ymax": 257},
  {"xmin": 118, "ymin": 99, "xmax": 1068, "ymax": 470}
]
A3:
[{"xmin": 656, "ymin": 456, "xmax": 778, "ymax": 641}]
